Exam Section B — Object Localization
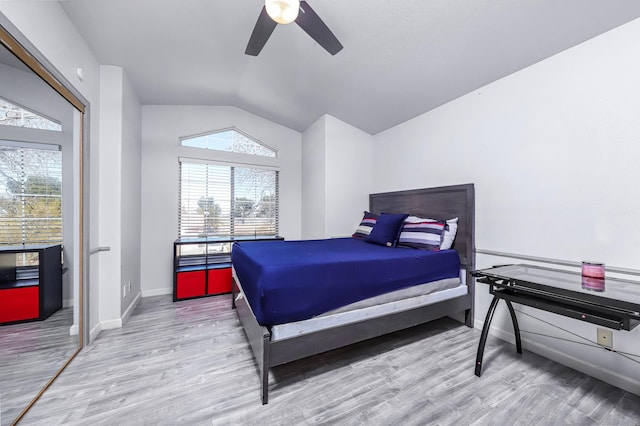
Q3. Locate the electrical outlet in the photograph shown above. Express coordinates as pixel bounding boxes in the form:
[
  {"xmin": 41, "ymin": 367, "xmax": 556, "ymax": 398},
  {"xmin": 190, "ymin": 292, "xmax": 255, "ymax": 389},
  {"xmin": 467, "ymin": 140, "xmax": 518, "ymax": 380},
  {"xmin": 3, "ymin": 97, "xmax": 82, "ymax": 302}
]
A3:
[{"xmin": 597, "ymin": 328, "xmax": 613, "ymax": 348}]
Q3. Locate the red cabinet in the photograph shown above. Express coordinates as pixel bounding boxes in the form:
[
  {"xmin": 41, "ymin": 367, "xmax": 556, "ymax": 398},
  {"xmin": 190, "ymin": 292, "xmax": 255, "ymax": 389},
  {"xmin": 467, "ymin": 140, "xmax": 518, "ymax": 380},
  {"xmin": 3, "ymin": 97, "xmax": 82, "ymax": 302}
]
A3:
[
  {"xmin": 0, "ymin": 245, "xmax": 62, "ymax": 325},
  {"xmin": 0, "ymin": 286, "xmax": 39, "ymax": 323},
  {"xmin": 173, "ymin": 237, "xmax": 282, "ymax": 302},
  {"xmin": 175, "ymin": 270, "xmax": 206, "ymax": 299},
  {"xmin": 207, "ymin": 267, "xmax": 232, "ymax": 295}
]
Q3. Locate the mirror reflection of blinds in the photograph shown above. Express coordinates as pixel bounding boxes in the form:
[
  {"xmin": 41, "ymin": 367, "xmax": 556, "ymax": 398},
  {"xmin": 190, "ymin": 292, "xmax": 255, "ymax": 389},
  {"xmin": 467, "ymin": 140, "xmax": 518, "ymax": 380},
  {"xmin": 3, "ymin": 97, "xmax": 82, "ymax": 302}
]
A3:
[
  {"xmin": 179, "ymin": 160, "xmax": 278, "ymax": 238},
  {"xmin": 0, "ymin": 144, "xmax": 63, "ymax": 246}
]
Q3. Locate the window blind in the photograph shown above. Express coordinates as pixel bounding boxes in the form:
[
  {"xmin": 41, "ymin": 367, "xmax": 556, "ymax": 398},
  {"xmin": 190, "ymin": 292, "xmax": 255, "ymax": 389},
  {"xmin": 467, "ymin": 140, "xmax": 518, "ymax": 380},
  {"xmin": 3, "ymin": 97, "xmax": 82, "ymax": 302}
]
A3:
[
  {"xmin": 0, "ymin": 144, "xmax": 63, "ymax": 246},
  {"xmin": 179, "ymin": 160, "xmax": 278, "ymax": 238}
]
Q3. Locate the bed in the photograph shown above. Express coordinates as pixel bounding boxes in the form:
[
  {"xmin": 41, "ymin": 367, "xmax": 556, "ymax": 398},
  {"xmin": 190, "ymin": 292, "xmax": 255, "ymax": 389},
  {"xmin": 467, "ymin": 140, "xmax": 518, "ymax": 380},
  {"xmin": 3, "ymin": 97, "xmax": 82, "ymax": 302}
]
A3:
[{"xmin": 231, "ymin": 183, "xmax": 475, "ymax": 404}]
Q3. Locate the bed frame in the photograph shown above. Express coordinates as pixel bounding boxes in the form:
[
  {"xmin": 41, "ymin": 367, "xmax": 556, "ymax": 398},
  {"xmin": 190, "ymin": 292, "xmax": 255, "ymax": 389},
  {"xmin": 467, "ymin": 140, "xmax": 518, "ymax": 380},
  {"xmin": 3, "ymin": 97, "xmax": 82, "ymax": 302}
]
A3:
[{"xmin": 232, "ymin": 183, "xmax": 475, "ymax": 404}]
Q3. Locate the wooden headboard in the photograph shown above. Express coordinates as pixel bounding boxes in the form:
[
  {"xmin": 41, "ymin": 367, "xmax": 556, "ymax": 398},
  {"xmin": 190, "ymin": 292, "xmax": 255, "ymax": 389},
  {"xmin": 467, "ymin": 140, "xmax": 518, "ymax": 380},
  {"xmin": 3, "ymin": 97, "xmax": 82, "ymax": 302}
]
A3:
[
  {"xmin": 369, "ymin": 183, "xmax": 475, "ymax": 269},
  {"xmin": 369, "ymin": 183, "xmax": 476, "ymax": 328}
]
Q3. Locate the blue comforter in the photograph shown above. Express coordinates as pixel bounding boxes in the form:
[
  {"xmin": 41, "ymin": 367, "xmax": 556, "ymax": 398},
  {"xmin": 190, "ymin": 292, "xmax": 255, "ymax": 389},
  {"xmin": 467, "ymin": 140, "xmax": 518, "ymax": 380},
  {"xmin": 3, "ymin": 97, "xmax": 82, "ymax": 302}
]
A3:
[{"xmin": 232, "ymin": 238, "xmax": 460, "ymax": 326}]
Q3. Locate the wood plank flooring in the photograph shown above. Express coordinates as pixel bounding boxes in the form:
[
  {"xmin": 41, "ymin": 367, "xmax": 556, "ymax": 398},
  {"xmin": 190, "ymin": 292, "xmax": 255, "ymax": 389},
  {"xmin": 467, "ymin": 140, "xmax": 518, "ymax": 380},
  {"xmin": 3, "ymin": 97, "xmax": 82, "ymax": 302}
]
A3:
[
  {"xmin": 0, "ymin": 308, "xmax": 77, "ymax": 426},
  {"xmin": 17, "ymin": 295, "xmax": 640, "ymax": 425}
]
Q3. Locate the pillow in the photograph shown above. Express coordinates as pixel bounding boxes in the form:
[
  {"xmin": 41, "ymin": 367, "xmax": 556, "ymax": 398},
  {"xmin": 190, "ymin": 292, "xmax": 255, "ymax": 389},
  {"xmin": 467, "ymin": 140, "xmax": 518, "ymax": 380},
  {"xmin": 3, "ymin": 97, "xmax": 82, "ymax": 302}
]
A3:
[
  {"xmin": 406, "ymin": 216, "xmax": 458, "ymax": 250},
  {"xmin": 352, "ymin": 211, "xmax": 378, "ymax": 239},
  {"xmin": 398, "ymin": 219, "xmax": 446, "ymax": 251},
  {"xmin": 438, "ymin": 217, "xmax": 458, "ymax": 250},
  {"xmin": 365, "ymin": 213, "xmax": 408, "ymax": 246}
]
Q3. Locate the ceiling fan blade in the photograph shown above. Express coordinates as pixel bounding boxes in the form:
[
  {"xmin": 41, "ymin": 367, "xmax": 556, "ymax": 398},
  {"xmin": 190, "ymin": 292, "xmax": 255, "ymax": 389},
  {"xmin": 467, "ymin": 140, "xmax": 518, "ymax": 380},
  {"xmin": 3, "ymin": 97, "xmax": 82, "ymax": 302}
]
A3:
[
  {"xmin": 245, "ymin": 6, "xmax": 278, "ymax": 56},
  {"xmin": 295, "ymin": 1, "xmax": 343, "ymax": 55}
]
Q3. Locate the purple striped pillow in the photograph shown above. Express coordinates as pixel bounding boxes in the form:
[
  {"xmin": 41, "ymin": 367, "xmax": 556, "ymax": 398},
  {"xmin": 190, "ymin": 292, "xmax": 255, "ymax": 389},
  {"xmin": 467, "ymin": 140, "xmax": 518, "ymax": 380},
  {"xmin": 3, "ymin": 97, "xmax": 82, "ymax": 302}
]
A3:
[
  {"xmin": 398, "ymin": 220, "xmax": 446, "ymax": 251},
  {"xmin": 352, "ymin": 211, "xmax": 378, "ymax": 239}
]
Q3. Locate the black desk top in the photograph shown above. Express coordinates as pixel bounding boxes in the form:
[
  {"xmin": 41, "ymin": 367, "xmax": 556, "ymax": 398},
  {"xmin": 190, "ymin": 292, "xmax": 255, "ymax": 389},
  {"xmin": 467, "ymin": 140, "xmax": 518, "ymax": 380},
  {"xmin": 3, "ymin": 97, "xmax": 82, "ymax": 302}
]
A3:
[
  {"xmin": 0, "ymin": 244, "xmax": 61, "ymax": 253},
  {"xmin": 475, "ymin": 264, "xmax": 640, "ymax": 317}
]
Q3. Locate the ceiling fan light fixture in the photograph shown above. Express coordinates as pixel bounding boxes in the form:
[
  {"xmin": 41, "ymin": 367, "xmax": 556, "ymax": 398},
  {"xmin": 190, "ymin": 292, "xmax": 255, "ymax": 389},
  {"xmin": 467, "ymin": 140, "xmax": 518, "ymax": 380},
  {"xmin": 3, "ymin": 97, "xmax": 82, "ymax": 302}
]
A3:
[{"xmin": 265, "ymin": 0, "xmax": 300, "ymax": 24}]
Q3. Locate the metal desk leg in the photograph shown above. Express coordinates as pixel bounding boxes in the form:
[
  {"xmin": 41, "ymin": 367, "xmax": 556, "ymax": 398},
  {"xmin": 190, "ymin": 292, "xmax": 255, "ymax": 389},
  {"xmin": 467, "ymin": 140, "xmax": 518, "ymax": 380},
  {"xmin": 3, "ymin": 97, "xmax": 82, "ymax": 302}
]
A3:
[
  {"xmin": 505, "ymin": 300, "xmax": 522, "ymax": 354},
  {"xmin": 475, "ymin": 296, "xmax": 500, "ymax": 377}
]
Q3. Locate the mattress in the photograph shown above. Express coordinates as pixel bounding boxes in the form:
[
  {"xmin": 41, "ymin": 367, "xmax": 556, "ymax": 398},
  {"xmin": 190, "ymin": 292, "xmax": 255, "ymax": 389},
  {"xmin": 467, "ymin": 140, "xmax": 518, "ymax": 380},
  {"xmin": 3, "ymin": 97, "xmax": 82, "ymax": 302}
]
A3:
[
  {"xmin": 269, "ymin": 279, "xmax": 466, "ymax": 341},
  {"xmin": 231, "ymin": 238, "xmax": 461, "ymax": 325}
]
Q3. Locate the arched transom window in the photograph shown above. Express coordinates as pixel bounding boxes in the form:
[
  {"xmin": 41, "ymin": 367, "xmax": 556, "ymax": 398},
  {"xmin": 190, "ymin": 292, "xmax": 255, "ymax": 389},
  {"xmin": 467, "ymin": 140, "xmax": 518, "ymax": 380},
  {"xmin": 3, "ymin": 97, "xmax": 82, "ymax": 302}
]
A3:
[{"xmin": 180, "ymin": 128, "xmax": 276, "ymax": 158}]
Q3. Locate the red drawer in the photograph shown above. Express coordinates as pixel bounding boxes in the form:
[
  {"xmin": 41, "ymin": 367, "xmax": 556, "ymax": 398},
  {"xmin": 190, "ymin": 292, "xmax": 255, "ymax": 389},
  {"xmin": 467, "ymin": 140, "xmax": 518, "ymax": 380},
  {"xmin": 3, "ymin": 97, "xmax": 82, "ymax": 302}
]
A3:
[
  {"xmin": 0, "ymin": 286, "xmax": 39, "ymax": 323},
  {"xmin": 207, "ymin": 268, "xmax": 232, "ymax": 295},
  {"xmin": 176, "ymin": 271, "xmax": 206, "ymax": 299}
]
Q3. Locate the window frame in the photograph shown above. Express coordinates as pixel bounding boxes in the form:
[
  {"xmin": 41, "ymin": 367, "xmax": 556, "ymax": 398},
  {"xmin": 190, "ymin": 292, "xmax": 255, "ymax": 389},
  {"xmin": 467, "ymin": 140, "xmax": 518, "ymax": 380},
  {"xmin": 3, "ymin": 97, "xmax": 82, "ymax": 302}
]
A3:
[
  {"xmin": 179, "ymin": 127, "xmax": 278, "ymax": 158},
  {"xmin": 178, "ymin": 157, "xmax": 279, "ymax": 239},
  {"xmin": 0, "ymin": 140, "xmax": 63, "ymax": 248}
]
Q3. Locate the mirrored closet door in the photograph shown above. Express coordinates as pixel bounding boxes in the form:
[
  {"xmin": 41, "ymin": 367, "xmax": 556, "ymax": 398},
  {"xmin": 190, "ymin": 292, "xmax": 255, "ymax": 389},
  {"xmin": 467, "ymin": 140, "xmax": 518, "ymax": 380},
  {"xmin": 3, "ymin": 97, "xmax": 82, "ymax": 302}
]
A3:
[{"xmin": 0, "ymin": 24, "xmax": 86, "ymax": 425}]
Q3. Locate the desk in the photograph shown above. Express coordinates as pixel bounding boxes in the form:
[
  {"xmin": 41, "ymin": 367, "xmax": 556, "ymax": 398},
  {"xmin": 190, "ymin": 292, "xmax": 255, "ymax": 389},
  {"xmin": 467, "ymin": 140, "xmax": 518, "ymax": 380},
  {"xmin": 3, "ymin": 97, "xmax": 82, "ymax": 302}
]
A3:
[{"xmin": 472, "ymin": 264, "xmax": 640, "ymax": 377}]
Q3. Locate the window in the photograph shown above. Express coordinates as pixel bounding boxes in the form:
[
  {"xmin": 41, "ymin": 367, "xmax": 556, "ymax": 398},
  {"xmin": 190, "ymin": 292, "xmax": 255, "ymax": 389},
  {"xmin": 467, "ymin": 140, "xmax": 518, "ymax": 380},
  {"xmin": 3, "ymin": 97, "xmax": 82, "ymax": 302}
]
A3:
[
  {"xmin": 0, "ymin": 97, "xmax": 62, "ymax": 132},
  {"xmin": 179, "ymin": 160, "xmax": 278, "ymax": 238},
  {"xmin": 181, "ymin": 128, "xmax": 276, "ymax": 158},
  {"xmin": 0, "ymin": 144, "xmax": 63, "ymax": 248}
]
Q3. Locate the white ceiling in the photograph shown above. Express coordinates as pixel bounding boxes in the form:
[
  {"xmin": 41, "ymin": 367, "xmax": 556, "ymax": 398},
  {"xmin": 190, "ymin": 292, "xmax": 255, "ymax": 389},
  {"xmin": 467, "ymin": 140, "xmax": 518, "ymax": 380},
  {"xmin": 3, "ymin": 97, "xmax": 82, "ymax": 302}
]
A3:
[{"xmin": 59, "ymin": 0, "xmax": 640, "ymax": 134}]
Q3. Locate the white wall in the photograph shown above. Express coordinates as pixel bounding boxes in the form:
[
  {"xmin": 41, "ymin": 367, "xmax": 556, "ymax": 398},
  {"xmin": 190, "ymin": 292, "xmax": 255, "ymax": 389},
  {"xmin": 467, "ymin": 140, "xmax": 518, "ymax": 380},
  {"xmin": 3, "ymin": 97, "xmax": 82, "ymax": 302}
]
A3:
[
  {"xmin": 120, "ymin": 70, "xmax": 142, "ymax": 316},
  {"xmin": 97, "ymin": 65, "xmax": 142, "ymax": 324},
  {"xmin": 97, "ymin": 66, "xmax": 123, "ymax": 326},
  {"xmin": 301, "ymin": 116, "xmax": 327, "ymax": 239},
  {"xmin": 301, "ymin": 114, "xmax": 374, "ymax": 239},
  {"xmin": 97, "ymin": 65, "xmax": 142, "ymax": 325},
  {"xmin": 140, "ymin": 105, "xmax": 302, "ymax": 296},
  {"xmin": 373, "ymin": 19, "xmax": 640, "ymax": 394},
  {"xmin": 324, "ymin": 115, "xmax": 373, "ymax": 238},
  {"xmin": 0, "ymin": 2, "xmax": 103, "ymax": 336}
]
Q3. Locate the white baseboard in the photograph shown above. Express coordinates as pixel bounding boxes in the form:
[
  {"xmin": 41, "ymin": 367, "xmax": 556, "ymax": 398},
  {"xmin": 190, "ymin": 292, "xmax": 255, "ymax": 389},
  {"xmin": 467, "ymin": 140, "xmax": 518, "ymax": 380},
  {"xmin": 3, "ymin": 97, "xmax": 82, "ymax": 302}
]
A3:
[
  {"xmin": 69, "ymin": 324, "xmax": 79, "ymax": 336},
  {"xmin": 141, "ymin": 287, "xmax": 172, "ymax": 297},
  {"xmin": 121, "ymin": 292, "xmax": 141, "ymax": 326},
  {"xmin": 89, "ymin": 322, "xmax": 102, "ymax": 343},
  {"xmin": 474, "ymin": 319, "xmax": 640, "ymax": 396},
  {"xmin": 90, "ymin": 293, "xmax": 142, "ymax": 341},
  {"xmin": 100, "ymin": 318, "xmax": 122, "ymax": 330},
  {"xmin": 63, "ymin": 298, "xmax": 74, "ymax": 308}
]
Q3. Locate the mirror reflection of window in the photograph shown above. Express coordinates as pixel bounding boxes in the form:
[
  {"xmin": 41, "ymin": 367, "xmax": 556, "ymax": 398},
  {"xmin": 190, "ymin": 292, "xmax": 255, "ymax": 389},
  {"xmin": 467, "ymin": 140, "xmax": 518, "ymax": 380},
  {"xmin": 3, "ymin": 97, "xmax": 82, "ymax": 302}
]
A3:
[
  {"xmin": 0, "ymin": 97, "xmax": 62, "ymax": 131},
  {"xmin": 0, "ymin": 26, "xmax": 84, "ymax": 425},
  {"xmin": 0, "ymin": 143, "xmax": 63, "ymax": 248}
]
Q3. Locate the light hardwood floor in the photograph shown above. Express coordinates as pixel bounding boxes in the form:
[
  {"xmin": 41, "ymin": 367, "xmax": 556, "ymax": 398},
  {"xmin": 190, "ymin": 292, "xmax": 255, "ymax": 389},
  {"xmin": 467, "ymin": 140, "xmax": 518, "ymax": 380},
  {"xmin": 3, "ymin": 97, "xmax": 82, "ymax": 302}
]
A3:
[
  {"xmin": 1, "ymin": 308, "xmax": 77, "ymax": 426},
  {"xmin": 18, "ymin": 295, "xmax": 640, "ymax": 425}
]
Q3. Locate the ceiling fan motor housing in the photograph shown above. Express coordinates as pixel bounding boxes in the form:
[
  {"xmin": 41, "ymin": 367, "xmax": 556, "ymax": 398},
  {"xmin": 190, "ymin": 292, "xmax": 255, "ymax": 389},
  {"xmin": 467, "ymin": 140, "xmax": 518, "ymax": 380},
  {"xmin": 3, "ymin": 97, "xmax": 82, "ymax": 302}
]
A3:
[{"xmin": 265, "ymin": 0, "xmax": 300, "ymax": 24}]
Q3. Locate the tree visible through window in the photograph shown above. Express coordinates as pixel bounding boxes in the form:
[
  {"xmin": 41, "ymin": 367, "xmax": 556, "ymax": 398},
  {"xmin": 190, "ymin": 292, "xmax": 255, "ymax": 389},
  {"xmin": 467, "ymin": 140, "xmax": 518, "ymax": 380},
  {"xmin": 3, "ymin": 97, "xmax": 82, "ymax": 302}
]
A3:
[
  {"xmin": 181, "ymin": 129, "xmax": 276, "ymax": 158},
  {"xmin": 179, "ymin": 160, "xmax": 278, "ymax": 238},
  {"xmin": 0, "ymin": 97, "xmax": 62, "ymax": 131},
  {"xmin": 0, "ymin": 144, "xmax": 63, "ymax": 247}
]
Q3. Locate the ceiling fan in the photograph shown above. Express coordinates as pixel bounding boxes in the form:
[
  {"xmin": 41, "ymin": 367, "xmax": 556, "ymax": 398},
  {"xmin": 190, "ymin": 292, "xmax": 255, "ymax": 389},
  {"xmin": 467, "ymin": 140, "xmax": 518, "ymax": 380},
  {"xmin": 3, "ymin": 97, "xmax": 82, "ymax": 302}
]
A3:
[{"xmin": 245, "ymin": 0, "xmax": 343, "ymax": 56}]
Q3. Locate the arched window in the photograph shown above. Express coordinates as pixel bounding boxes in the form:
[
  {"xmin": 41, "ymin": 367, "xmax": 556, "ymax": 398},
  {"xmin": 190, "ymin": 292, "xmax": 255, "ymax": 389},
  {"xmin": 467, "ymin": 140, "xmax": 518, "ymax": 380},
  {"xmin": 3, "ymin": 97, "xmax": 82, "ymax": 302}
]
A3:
[
  {"xmin": 181, "ymin": 128, "xmax": 276, "ymax": 157},
  {"xmin": 178, "ymin": 128, "xmax": 279, "ymax": 238},
  {"xmin": 0, "ymin": 97, "xmax": 62, "ymax": 131}
]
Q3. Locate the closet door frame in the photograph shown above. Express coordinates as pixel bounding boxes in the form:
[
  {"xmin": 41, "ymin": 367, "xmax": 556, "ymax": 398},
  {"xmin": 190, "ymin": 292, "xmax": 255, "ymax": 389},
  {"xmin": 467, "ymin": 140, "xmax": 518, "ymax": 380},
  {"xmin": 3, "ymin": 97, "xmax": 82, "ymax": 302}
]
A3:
[{"xmin": 0, "ymin": 16, "xmax": 91, "ymax": 425}]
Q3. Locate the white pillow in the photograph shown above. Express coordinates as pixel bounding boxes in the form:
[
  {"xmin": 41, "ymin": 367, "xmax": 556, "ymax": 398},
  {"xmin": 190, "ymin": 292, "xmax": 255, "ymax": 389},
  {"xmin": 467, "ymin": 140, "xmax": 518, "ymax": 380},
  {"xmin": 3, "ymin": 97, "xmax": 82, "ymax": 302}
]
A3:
[{"xmin": 406, "ymin": 216, "xmax": 458, "ymax": 250}]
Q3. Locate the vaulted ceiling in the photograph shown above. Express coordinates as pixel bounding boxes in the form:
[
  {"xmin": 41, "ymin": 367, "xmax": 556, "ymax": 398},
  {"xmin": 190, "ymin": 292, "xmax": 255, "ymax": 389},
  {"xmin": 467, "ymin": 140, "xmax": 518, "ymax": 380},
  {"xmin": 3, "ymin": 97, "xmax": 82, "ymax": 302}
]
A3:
[{"xmin": 59, "ymin": 0, "xmax": 640, "ymax": 134}]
